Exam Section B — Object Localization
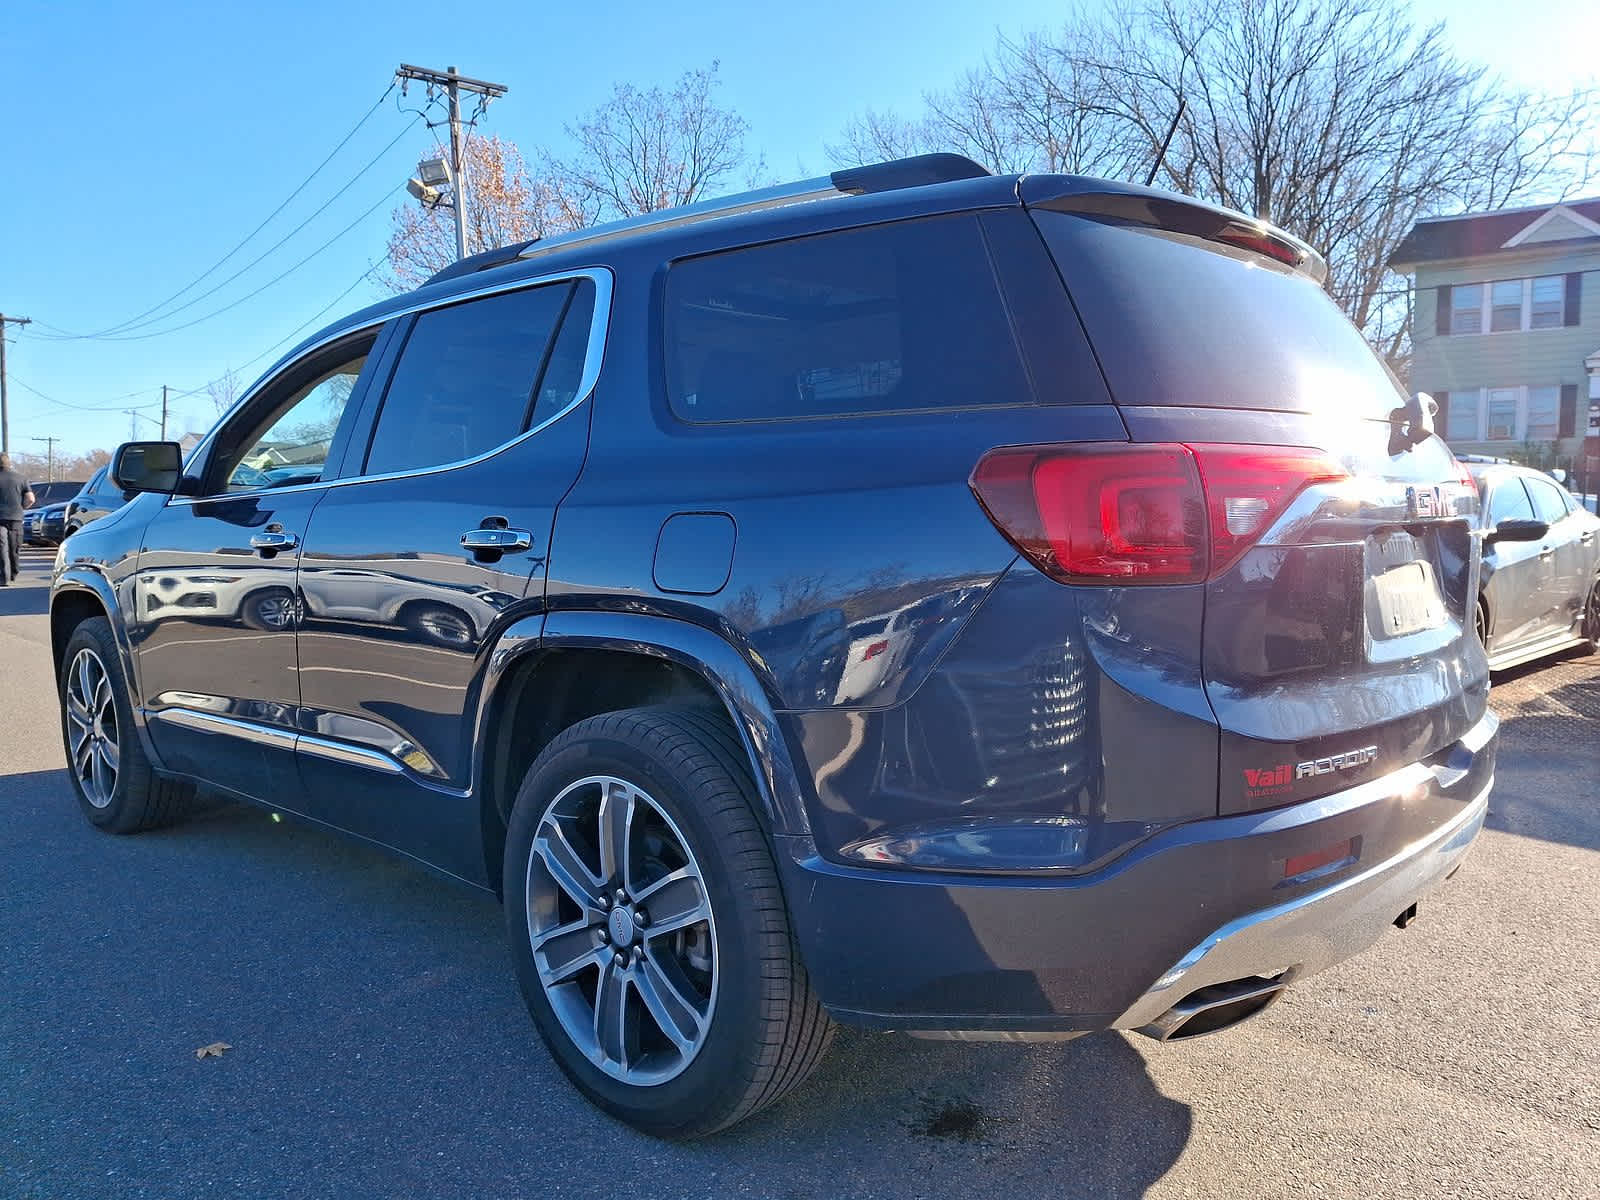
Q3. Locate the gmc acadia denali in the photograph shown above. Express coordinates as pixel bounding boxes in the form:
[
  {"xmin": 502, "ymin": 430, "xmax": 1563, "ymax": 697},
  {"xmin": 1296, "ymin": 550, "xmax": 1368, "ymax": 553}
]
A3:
[{"xmin": 51, "ymin": 154, "xmax": 1500, "ymax": 1136}]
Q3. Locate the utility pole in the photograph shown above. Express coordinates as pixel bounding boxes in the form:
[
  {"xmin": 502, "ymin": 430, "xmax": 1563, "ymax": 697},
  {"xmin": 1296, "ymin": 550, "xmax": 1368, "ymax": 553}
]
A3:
[
  {"xmin": 395, "ymin": 64, "xmax": 508, "ymax": 262},
  {"xmin": 0, "ymin": 313, "xmax": 34, "ymax": 456},
  {"xmin": 160, "ymin": 384, "xmax": 169, "ymax": 440},
  {"xmin": 32, "ymin": 436, "xmax": 59, "ymax": 482}
]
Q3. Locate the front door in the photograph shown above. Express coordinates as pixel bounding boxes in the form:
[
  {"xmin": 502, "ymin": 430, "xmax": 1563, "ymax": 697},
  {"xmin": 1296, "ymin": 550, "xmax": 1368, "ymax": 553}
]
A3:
[
  {"xmin": 1481, "ymin": 477, "xmax": 1550, "ymax": 653},
  {"xmin": 292, "ymin": 274, "xmax": 602, "ymax": 878},
  {"xmin": 134, "ymin": 332, "xmax": 381, "ymax": 804}
]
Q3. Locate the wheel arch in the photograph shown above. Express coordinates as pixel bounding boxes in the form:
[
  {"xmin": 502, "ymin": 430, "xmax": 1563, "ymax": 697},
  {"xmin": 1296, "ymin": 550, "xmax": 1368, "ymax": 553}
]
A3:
[{"xmin": 472, "ymin": 611, "xmax": 816, "ymax": 895}]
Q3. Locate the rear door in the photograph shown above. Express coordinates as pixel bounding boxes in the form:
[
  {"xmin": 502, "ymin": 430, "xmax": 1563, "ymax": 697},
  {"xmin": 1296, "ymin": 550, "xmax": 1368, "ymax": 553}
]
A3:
[
  {"xmin": 1028, "ymin": 192, "xmax": 1486, "ymax": 815},
  {"xmin": 1524, "ymin": 475, "xmax": 1582, "ymax": 636},
  {"xmin": 291, "ymin": 271, "xmax": 605, "ymax": 876}
]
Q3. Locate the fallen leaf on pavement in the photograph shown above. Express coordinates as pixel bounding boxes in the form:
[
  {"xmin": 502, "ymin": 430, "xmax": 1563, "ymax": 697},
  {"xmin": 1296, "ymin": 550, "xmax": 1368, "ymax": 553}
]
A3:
[{"xmin": 194, "ymin": 1042, "xmax": 232, "ymax": 1060}]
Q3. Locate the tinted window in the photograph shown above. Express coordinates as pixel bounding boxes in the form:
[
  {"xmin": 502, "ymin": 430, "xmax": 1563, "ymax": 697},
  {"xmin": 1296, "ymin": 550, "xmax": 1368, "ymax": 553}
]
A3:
[
  {"xmin": 1033, "ymin": 211, "xmax": 1405, "ymax": 417},
  {"xmin": 1484, "ymin": 478, "xmax": 1534, "ymax": 525},
  {"xmin": 665, "ymin": 215, "xmax": 1032, "ymax": 422},
  {"xmin": 365, "ymin": 280, "xmax": 590, "ymax": 476},
  {"xmin": 1525, "ymin": 477, "xmax": 1570, "ymax": 524}
]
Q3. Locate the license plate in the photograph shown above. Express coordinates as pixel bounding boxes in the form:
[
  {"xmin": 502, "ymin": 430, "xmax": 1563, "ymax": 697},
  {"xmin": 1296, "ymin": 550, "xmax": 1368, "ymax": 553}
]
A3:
[{"xmin": 1370, "ymin": 560, "xmax": 1445, "ymax": 638}]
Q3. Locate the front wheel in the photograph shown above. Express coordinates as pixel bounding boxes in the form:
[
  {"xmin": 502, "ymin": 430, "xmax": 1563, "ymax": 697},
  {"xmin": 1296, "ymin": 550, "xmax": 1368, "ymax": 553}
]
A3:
[
  {"xmin": 503, "ymin": 706, "xmax": 833, "ymax": 1138},
  {"xmin": 58, "ymin": 617, "xmax": 193, "ymax": 832},
  {"xmin": 1583, "ymin": 578, "xmax": 1600, "ymax": 649}
]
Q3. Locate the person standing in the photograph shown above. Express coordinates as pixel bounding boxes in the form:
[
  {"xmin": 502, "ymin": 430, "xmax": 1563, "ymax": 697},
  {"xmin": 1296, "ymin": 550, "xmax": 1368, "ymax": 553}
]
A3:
[{"xmin": 0, "ymin": 452, "xmax": 36, "ymax": 586}]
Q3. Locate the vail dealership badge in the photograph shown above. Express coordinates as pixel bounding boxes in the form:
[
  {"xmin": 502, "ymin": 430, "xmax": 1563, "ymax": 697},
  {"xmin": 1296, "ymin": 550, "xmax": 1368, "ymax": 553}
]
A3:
[{"xmin": 1244, "ymin": 746, "xmax": 1379, "ymax": 798}]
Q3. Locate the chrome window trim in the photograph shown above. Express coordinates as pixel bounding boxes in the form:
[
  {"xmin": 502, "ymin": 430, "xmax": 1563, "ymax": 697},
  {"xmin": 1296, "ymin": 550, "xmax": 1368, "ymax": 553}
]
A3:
[{"xmin": 169, "ymin": 265, "xmax": 614, "ymax": 507}]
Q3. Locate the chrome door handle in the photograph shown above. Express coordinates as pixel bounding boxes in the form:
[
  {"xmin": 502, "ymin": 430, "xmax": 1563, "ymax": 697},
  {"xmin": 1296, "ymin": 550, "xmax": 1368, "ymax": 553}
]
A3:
[
  {"xmin": 1538, "ymin": 546, "xmax": 1554, "ymax": 560},
  {"xmin": 249, "ymin": 531, "xmax": 298, "ymax": 553},
  {"xmin": 461, "ymin": 528, "xmax": 532, "ymax": 552}
]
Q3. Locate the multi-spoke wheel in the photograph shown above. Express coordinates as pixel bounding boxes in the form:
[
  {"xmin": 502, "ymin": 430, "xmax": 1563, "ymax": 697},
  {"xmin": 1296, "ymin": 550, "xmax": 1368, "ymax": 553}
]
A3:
[
  {"xmin": 57, "ymin": 616, "xmax": 194, "ymax": 832},
  {"xmin": 242, "ymin": 587, "xmax": 299, "ymax": 631},
  {"xmin": 504, "ymin": 706, "xmax": 833, "ymax": 1138},
  {"xmin": 528, "ymin": 775, "xmax": 716, "ymax": 1084},
  {"xmin": 65, "ymin": 647, "xmax": 119, "ymax": 809},
  {"xmin": 1584, "ymin": 579, "xmax": 1600, "ymax": 648}
]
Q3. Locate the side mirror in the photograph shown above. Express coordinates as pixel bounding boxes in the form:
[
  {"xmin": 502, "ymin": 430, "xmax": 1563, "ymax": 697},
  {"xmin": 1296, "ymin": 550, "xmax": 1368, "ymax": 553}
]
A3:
[
  {"xmin": 111, "ymin": 441, "xmax": 183, "ymax": 495},
  {"xmin": 1485, "ymin": 517, "xmax": 1549, "ymax": 547}
]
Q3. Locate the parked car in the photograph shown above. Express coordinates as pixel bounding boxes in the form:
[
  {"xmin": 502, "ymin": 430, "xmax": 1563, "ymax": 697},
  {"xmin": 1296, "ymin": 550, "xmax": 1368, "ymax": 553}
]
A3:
[
  {"xmin": 51, "ymin": 154, "xmax": 1498, "ymax": 1137},
  {"xmin": 61, "ymin": 465, "xmax": 130, "ymax": 536},
  {"xmin": 1468, "ymin": 463, "xmax": 1600, "ymax": 669},
  {"xmin": 22, "ymin": 482, "xmax": 86, "ymax": 545}
]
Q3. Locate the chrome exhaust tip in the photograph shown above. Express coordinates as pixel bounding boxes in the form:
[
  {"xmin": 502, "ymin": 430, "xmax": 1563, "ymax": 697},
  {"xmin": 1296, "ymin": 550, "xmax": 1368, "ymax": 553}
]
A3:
[{"xmin": 1136, "ymin": 975, "xmax": 1287, "ymax": 1042}]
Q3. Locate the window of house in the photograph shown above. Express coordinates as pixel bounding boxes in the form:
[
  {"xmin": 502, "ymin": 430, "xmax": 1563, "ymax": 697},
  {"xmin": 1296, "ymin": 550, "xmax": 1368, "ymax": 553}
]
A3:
[
  {"xmin": 364, "ymin": 279, "xmax": 594, "ymax": 476},
  {"xmin": 1486, "ymin": 389, "xmax": 1518, "ymax": 440},
  {"xmin": 1489, "ymin": 280, "xmax": 1523, "ymax": 332},
  {"xmin": 1526, "ymin": 386, "xmax": 1561, "ymax": 440},
  {"xmin": 1530, "ymin": 276, "xmax": 1565, "ymax": 328},
  {"xmin": 1450, "ymin": 284, "xmax": 1483, "ymax": 334},
  {"xmin": 1446, "ymin": 390, "xmax": 1480, "ymax": 440},
  {"xmin": 666, "ymin": 215, "xmax": 1035, "ymax": 422}
]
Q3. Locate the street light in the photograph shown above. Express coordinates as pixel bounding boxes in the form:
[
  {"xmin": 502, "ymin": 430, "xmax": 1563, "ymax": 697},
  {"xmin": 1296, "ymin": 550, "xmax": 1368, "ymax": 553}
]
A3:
[{"xmin": 407, "ymin": 156, "xmax": 454, "ymax": 210}]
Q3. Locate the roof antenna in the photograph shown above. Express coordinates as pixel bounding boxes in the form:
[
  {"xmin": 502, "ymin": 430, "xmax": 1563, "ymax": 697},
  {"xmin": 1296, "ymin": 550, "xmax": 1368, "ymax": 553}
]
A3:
[{"xmin": 1144, "ymin": 98, "xmax": 1187, "ymax": 188}]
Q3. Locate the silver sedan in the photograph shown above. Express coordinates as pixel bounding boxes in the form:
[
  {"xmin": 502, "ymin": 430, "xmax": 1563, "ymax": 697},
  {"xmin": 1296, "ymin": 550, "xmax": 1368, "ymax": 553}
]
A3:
[{"xmin": 1470, "ymin": 464, "xmax": 1600, "ymax": 670}]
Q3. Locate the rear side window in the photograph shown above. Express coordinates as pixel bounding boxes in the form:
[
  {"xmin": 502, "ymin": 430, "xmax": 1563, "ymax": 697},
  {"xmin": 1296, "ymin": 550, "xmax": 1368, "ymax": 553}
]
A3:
[
  {"xmin": 364, "ymin": 279, "xmax": 594, "ymax": 476},
  {"xmin": 1485, "ymin": 479, "xmax": 1534, "ymax": 525},
  {"xmin": 1525, "ymin": 477, "xmax": 1570, "ymax": 524},
  {"xmin": 1032, "ymin": 211, "xmax": 1405, "ymax": 418},
  {"xmin": 665, "ymin": 215, "xmax": 1032, "ymax": 422}
]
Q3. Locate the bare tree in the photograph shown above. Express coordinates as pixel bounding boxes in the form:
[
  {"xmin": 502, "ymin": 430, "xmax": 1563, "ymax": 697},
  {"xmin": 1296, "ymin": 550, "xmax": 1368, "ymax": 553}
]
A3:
[
  {"xmin": 543, "ymin": 63, "xmax": 757, "ymax": 223},
  {"xmin": 206, "ymin": 368, "xmax": 242, "ymax": 418},
  {"xmin": 384, "ymin": 134, "xmax": 576, "ymax": 292},
  {"xmin": 836, "ymin": 0, "xmax": 1597, "ymax": 369}
]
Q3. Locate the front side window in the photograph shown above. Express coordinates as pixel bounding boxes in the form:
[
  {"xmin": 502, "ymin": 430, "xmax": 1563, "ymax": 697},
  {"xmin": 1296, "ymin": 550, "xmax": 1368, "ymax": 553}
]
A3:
[
  {"xmin": 210, "ymin": 340, "xmax": 373, "ymax": 494},
  {"xmin": 1485, "ymin": 478, "xmax": 1535, "ymax": 525},
  {"xmin": 363, "ymin": 279, "xmax": 593, "ymax": 476},
  {"xmin": 1450, "ymin": 284, "xmax": 1483, "ymax": 334},
  {"xmin": 1446, "ymin": 390, "xmax": 1480, "ymax": 440},
  {"xmin": 1530, "ymin": 276, "xmax": 1565, "ymax": 328},
  {"xmin": 1526, "ymin": 386, "xmax": 1560, "ymax": 439},
  {"xmin": 1526, "ymin": 477, "xmax": 1570, "ymax": 524},
  {"xmin": 1489, "ymin": 280, "xmax": 1523, "ymax": 332},
  {"xmin": 1486, "ymin": 389, "xmax": 1518, "ymax": 440},
  {"xmin": 665, "ymin": 215, "xmax": 1032, "ymax": 422}
]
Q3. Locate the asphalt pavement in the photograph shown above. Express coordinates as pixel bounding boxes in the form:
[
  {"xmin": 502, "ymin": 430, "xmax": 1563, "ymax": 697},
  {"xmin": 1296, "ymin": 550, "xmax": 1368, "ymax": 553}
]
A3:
[{"xmin": 2, "ymin": 546, "xmax": 1597, "ymax": 1199}]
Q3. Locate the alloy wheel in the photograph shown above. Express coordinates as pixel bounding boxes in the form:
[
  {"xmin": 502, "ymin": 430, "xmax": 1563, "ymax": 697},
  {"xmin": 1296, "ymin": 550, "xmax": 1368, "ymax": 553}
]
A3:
[
  {"xmin": 1585, "ymin": 580, "xmax": 1600, "ymax": 643},
  {"xmin": 64, "ymin": 648, "xmax": 119, "ymax": 809},
  {"xmin": 255, "ymin": 592, "xmax": 298, "ymax": 629},
  {"xmin": 525, "ymin": 775, "xmax": 717, "ymax": 1085}
]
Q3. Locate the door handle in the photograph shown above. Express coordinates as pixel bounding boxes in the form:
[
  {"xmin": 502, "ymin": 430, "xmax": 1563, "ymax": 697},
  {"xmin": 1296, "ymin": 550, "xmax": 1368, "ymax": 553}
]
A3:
[
  {"xmin": 461, "ymin": 528, "xmax": 532, "ymax": 553},
  {"xmin": 1538, "ymin": 546, "xmax": 1554, "ymax": 560},
  {"xmin": 249, "ymin": 530, "xmax": 298, "ymax": 554}
]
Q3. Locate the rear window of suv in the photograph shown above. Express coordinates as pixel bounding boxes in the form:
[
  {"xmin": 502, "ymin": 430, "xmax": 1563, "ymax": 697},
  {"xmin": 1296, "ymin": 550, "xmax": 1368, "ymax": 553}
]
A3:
[
  {"xmin": 1032, "ymin": 210, "xmax": 1405, "ymax": 418},
  {"xmin": 664, "ymin": 214, "xmax": 1033, "ymax": 422}
]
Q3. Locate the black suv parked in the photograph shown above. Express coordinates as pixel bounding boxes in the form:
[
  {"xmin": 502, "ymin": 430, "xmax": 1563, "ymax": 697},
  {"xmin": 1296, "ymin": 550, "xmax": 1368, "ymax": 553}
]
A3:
[{"xmin": 51, "ymin": 155, "xmax": 1498, "ymax": 1137}]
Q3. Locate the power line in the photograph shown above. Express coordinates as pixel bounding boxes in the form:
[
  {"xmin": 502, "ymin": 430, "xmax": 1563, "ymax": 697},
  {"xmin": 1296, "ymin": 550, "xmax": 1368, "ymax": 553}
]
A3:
[
  {"xmin": 36, "ymin": 118, "xmax": 418, "ymax": 343},
  {"xmin": 6, "ymin": 374, "xmax": 163, "ymax": 413},
  {"xmin": 35, "ymin": 84, "xmax": 399, "ymax": 341}
]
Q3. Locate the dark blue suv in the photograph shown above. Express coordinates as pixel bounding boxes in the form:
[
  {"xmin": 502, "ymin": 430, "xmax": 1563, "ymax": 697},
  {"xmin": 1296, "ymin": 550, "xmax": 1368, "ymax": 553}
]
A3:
[{"xmin": 50, "ymin": 155, "xmax": 1497, "ymax": 1136}]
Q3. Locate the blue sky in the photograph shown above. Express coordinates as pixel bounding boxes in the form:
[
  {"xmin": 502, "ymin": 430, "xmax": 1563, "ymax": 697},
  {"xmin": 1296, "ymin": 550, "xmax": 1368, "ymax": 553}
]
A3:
[{"xmin": 3, "ymin": 0, "xmax": 1596, "ymax": 456}]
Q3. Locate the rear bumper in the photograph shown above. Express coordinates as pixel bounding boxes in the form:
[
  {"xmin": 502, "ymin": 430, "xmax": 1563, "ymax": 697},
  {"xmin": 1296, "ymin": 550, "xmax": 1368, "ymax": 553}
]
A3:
[{"xmin": 778, "ymin": 709, "xmax": 1496, "ymax": 1032}]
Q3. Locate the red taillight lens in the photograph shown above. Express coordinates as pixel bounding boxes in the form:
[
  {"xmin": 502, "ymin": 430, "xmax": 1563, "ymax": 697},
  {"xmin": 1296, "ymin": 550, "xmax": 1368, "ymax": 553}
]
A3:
[{"xmin": 970, "ymin": 442, "xmax": 1348, "ymax": 585}]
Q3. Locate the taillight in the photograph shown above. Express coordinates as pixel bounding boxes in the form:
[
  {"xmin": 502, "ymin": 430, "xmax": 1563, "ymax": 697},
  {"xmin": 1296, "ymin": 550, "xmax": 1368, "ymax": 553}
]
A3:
[{"xmin": 970, "ymin": 442, "xmax": 1348, "ymax": 585}]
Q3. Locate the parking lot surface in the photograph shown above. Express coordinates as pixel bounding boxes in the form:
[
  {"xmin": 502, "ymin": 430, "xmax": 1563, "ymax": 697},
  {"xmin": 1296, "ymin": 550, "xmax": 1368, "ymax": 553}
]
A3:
[{"xmin": 2, "ymin": 548, "xmax": 1597, "ymax": 1199}]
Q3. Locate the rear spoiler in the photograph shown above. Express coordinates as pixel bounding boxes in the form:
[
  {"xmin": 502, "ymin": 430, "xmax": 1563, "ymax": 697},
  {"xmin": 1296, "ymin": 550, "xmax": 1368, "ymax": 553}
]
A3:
[{"xmin": 1020, "ymin": 176, "xmax": 1328, "ymax": 285}]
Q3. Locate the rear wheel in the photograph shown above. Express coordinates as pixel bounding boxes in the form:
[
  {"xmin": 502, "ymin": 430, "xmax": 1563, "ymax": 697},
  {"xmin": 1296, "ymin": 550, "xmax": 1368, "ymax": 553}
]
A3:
[
  {"xmin": 58, "ymin": 617, "xmax": 193, "ymax": 832},
  {"xmin": 503, "ymin": 706, "xmax": 833, "ymax": 1138},
  {"xmin": 1474, "ymin": 598, "xmax": 1489, "ymax": 651},
  {"xmin": 1583, "ymin": 578, "xmax": 1600, "ymax": 649}
]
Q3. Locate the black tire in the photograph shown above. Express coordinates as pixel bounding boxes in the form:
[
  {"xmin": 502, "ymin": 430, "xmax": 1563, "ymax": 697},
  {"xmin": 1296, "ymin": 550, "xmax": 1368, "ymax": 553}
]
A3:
[
  {"xmin": 503, "ymin": 705, "xmax": 834, "ymax": 1138},
  {"xmin": 1475, "ymin": 597, "xmax": 1489, "ymax": 650},
  {"xmin": 58, "ymin": 617, "xmax": 194, "ymax": 833},
  {"xmin": 240, "ymin": 586, "xmax": 298, "ymax": 631},
  {"xmin": 403, "ymin": 601, "xmax": 474, "ymax": 648},
  {"xmin": 1583, "ymin": 578, "xmax": 1600, "ymax": 650}
]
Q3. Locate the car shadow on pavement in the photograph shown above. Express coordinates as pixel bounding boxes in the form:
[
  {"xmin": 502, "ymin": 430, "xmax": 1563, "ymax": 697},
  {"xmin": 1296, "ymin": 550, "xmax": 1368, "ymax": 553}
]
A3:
[
  {"xmin": 4, "ymin": 770, "xmax": 1194, "ymax": 1200},
  {"xmin": 1486, "ymin": 668, "xmax": 1600, "ymax": 853},
  {"xmin": 0, "ymin": 581, "xmax": 49, "ymax": 616}
]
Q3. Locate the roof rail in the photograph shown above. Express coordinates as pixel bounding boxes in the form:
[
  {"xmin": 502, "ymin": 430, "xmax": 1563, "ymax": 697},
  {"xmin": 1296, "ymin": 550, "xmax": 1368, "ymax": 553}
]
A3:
[
  {"xmin": 424, "ymin": 240, "xmax": 540, "ymax": 286},
  {"xmin": 512, "ymin": 153, "xmax": 991, "ymax": 264}
]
